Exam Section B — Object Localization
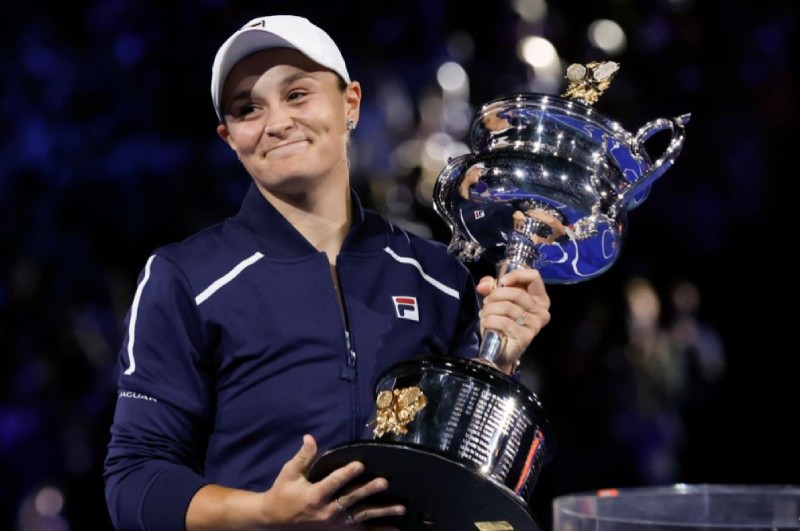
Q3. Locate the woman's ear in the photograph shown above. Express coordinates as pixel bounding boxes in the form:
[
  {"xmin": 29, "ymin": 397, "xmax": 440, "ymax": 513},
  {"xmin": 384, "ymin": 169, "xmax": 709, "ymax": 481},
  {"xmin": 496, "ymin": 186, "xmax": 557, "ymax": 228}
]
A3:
[
  {"xmin": 217, "ymin": 123, "xmax": 231, "ymax": 143},
  {"xmin": 345, "ymin": 81, "xmax": 362, "ymax": 127},
  {"xmin": 216, "ymin": 124, "xmax": 240, "ymax": 159}
]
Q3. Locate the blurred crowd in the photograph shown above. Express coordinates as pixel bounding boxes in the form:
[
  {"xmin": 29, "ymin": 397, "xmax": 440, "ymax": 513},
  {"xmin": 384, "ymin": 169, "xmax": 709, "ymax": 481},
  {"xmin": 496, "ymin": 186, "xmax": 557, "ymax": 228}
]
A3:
[
  {"xmin": 1, "ymin": 0, "xmax": 796, "ymax": 529},
  {"xmin": 526, "ymin": 277, "xmax": 727, "ymax": 499}
]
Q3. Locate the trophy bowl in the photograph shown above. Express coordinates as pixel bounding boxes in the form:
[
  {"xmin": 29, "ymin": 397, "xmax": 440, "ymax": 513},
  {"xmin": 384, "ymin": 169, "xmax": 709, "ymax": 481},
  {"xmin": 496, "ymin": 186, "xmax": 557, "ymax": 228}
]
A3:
[
  {"xmin": 436, "ymin": 92, "xmax": 690, "ymax": 283},
  {"xmin": 310, "ymin": 62, "xmax": 690, "ymax": 530}
]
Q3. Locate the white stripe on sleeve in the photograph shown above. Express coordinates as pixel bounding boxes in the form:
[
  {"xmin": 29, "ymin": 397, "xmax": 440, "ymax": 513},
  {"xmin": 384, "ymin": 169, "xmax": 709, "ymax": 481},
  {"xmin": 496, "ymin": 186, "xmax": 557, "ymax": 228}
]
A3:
[{"xmin": 123, "ymin": 254, "xmax": 156, "ymax": 376}]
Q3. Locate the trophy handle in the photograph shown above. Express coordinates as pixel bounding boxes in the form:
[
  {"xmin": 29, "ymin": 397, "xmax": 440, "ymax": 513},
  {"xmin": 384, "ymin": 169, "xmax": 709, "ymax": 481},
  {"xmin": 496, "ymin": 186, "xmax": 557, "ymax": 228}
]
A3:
[
  {"xmin": 433, "ymin": 154, "xmax": 486, "ymax": 261},
  {"xmin": 619, "ymin": 113, "xmax": 691, "ymax": 211}
]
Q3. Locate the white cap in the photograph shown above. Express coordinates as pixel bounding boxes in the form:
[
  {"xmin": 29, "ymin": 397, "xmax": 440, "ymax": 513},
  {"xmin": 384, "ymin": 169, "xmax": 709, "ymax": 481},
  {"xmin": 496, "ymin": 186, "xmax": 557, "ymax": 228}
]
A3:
[{"xmin": 210, "ymin": 15, "xmax": 351, "ymax": 120}]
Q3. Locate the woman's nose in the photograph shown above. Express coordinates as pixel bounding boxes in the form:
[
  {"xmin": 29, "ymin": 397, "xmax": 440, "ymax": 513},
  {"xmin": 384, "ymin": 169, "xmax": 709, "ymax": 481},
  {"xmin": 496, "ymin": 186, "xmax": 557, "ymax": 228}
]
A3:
[{"xmin": 263, "ymin": 108, "xmax": 294, "ymax": 136}]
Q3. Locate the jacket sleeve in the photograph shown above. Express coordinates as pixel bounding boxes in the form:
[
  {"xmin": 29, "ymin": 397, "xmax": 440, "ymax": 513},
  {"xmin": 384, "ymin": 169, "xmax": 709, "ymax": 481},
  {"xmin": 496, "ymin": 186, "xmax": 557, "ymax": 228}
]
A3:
[{"xmin": 104, "ymin": 254, "xmax": 213, "ymax": 531}]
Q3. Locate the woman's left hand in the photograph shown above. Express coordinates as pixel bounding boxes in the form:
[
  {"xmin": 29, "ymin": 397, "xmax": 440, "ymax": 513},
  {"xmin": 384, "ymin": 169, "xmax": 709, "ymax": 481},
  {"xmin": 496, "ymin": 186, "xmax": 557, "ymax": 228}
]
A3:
[{"xmin": 475, "ymin": 268, "xmax": 551, "ymax": 374}]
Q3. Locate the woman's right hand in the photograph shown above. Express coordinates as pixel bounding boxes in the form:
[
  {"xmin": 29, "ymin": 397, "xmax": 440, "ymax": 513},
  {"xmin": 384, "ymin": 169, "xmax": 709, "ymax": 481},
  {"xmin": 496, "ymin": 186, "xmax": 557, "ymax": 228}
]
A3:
[
  {"xmin": 261, "ymin": 433, "xmax": 405, "ymax": 529},
  {"xmin": 187, "ymin": 434, "xmax": 404, "ymax": 529}
]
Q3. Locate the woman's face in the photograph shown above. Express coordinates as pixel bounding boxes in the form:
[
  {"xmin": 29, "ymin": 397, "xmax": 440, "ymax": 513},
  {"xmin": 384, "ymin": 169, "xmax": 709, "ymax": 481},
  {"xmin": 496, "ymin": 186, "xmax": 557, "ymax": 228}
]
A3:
[{"xmin": 217, "ymin": 48, "xmax": 361, "ymax": 198}]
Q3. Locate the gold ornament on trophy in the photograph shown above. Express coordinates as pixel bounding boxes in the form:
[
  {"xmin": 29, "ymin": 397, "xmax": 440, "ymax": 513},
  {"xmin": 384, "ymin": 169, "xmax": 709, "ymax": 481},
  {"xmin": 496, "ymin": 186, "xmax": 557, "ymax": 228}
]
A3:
[{"xmin": 562, "ymin": 61, "xmax": 620, "ymax": 104}]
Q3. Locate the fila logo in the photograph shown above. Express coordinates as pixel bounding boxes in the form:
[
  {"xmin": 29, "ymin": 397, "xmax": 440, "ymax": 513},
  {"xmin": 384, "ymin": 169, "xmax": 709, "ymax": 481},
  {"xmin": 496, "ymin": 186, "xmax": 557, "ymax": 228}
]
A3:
[{"xmin": 392, "ymin": 296, "xmax": 419, "ymax": 322}]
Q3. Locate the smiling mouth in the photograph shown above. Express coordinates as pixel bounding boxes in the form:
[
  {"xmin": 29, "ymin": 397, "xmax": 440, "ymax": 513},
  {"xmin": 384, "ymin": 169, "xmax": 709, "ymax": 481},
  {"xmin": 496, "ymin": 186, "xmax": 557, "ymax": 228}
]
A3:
[
  {"xmin": 266, "ymin": 139, "xmax": 308, "ymax": 156},
  {"xmin": 267, "ymin": 139, "xmax": 308, "ymax": 152}
]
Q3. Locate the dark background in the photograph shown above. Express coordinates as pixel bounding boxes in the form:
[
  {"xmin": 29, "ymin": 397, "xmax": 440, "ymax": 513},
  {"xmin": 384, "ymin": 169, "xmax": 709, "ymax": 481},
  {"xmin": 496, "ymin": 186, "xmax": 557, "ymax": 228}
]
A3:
[{"xmin": 1, "ymin": 0, "xmax": 796, "ymax": 529}]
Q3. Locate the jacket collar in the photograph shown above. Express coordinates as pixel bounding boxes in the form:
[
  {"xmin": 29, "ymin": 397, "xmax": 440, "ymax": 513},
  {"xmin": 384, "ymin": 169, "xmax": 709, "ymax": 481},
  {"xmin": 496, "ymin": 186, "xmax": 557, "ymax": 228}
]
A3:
[{"xmin": 232, "ymin": 182, "xmax": 386, "ymax": 258}]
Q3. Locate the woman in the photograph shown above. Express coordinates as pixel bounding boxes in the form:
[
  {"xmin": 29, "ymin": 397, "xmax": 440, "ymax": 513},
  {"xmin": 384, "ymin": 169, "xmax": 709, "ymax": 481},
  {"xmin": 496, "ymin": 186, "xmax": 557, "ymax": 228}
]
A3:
[{"xmin": 104, "ymin": 15, "xmax": 551, "ymax": 530}]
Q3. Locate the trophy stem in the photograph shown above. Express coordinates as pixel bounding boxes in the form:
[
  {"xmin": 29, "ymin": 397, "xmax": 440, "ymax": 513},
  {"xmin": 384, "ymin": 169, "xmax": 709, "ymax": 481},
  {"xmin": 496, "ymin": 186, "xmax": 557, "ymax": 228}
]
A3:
[{"xmin": 476, "ymin": 236, "xmax": 539, "ymax": 365}]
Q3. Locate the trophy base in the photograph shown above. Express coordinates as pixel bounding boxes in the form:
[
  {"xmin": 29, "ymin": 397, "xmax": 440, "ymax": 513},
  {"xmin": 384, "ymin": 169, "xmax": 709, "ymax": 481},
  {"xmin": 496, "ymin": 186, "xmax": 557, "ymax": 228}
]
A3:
[{"xmin": 308, "ymin": 441, "xmax": 541, "ymax": 531}]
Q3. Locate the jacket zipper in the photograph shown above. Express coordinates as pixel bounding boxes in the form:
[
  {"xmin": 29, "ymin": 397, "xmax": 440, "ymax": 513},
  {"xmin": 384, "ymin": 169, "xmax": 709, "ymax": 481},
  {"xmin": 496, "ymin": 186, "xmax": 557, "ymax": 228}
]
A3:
[
  {"xmin": 334, "ymin": 263, "xmax": 360, "ymax": 439},
  {"xmin": 341, "ymin": 330, "xmax": 357, "ymax": 381}
]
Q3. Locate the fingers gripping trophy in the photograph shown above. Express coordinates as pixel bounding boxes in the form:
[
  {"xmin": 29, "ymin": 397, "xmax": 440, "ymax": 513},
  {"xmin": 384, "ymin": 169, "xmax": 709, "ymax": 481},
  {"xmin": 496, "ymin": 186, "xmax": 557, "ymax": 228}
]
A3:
[{"xmin": 310, "ymin": 62, "xmax": 690, "ymax": 530}]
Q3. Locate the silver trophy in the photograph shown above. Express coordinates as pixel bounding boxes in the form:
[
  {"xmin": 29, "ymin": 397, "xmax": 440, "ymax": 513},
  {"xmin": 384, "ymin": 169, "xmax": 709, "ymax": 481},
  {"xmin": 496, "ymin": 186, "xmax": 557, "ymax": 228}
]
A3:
[{"xmin": 310, "ymin": 62, "xmax": 690, "ymax": 531}]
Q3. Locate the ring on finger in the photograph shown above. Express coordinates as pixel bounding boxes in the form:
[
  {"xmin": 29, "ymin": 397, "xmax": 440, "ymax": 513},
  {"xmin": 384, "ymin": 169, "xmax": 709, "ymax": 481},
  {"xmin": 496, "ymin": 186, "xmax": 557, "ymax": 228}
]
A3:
[
  {"xmin": 345, "ymin": 512, "xmax": 357, "ymax": 525},
  {"xmin": 335, "ymin": 497, "xmax": 346, "ymax": 512},
  {"xmin": 515, "ymin": 312, "xmax": 527, "ymax": 326}
]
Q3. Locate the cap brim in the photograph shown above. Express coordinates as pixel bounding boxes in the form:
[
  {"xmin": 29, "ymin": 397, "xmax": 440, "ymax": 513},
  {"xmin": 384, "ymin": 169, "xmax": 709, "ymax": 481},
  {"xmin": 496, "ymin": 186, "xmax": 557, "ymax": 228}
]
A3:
[{"xmin": 212, "ymin": 29, "xmax": 296, "ymax": 116}]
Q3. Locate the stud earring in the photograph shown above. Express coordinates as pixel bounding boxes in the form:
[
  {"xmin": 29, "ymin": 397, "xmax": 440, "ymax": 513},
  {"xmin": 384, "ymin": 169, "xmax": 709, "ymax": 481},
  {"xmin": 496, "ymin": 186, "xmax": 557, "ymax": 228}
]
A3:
[{"xmin": 346, "ymin": 119, "xmax": 356, "ymax": 131}]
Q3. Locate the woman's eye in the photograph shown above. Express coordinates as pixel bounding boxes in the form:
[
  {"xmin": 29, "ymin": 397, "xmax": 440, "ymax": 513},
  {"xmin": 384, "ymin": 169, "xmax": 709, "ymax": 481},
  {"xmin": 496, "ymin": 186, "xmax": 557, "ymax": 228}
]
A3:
[
  {"xmin": 227, "ymin": 103, "xmax": 257, "ymax": 120},
  {"xmin": 238, "ymin": 104, "xmax": 256, "ymax": 116},
  {"xmin": 287, "ymin": 90, "xmax": 307, "ymax": 102}
]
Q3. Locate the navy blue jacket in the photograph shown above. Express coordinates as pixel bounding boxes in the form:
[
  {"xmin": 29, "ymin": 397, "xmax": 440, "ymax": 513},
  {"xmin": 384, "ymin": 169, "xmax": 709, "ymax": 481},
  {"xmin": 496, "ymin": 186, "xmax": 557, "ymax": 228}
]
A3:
[{"xmin": 103, "ymin": 183, "xmax": 482, "ymax": 530}]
